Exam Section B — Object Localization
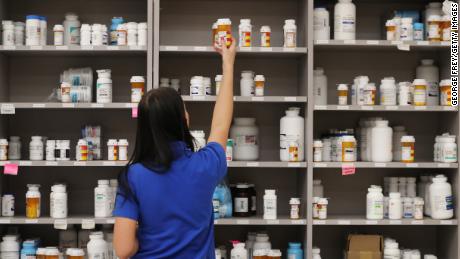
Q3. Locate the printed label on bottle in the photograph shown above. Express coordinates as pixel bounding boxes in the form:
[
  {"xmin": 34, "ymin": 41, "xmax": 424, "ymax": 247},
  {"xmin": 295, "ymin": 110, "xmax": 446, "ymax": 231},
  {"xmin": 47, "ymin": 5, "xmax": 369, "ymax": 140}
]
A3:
[
  {"xmin": 131, "ymin": 88, "xmax": 143, "ymax": 103},
  {"xmin": 401, "ymin": 146, "xmax": 414, "ymax": 161},
  {"xmin": 261, "ymin": 32, "xmax": 271, "ymax": 47},
  {"xmin": 69, "ymin": 26, "xmax": 80, "ymax": 44},
  {"xmin": 239, "ymin": 31, "xmax": 251, "ymax": 47},
  {"xmin": 235, "ymin": 135, "xmax": 257, "ymax": 146},
  {"xmin": 234, "ymin": 197, "xmax": 249, "ymax": 212},
  {"xmin": 428, "ymin": 24, "xmax": 440, "ymax": 38},
  {"xmin": 284, "ymin": 31, "xmax": 296, "ymax": 47},
  {"xmin": 335, "ymin": 15, "xmax": 355, "ymax": 33}
]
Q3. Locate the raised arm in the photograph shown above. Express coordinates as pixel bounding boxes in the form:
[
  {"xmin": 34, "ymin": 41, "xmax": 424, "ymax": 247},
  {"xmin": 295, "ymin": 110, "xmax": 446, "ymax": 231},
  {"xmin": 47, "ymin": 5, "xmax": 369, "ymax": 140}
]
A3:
[{"xmin": 208, "ymin": 39, "xmax": 237, "ymax": 148}]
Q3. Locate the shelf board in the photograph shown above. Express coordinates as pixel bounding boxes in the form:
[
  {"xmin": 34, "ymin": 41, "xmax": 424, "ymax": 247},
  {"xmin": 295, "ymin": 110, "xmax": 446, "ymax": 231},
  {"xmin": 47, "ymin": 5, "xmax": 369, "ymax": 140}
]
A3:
[
  {"xmin": 0, "ymin": 102, "xmax": 137, "ymax": 111},
  {"xmin": 0, "ymin": 160, "xmax": 306, "ymax": 168},
  {"xmin": 314, "ymin": 105, "xmax": 458, "ymax": 112},
  {"xmin": 215, "ymin": 217, "xmax": 307, "ymax": 225},
  {"xmin": 314, "ymin": 40, "xmax": 450, "ymax": 50},
  {"xmin": 160, "ymin": 45, "xmax": 307, "ymax": 56},
  {"xmin": 0, "ymin": 45, "xmax": 146, "ymax": 56},
  {"xmin": 313, "ymin": 216, "xmax": 457, "ymax": 226},
  {"xmin": 0, "ymin": 216, "xmax": 306, "ymax": 226},
  {"xmin": 312, "ymin": 162, "xmax": 458, "ymax": 169},
  {"xmin": 182, "ymin": 96, "xmax": 307, "ymax": 103}
]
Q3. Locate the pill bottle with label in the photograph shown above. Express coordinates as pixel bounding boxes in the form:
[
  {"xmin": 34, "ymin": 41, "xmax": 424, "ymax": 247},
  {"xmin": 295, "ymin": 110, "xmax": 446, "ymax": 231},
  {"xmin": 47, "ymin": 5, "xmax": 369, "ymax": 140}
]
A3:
[
  {"xmin": 64, "ymin": 13, "xmax": 80, "ymax": 45},
  {"xmin": 127, "ymin": 22, "xmax": 138, "ymax": 46},
  {"xmin": 363, "ymin": 83, "xmax": 376, "ymax": 105},
  {"xmin": 289, "ymin": 198, "xmax": 301, "ymax": 219},
  {"xmin": 96, "ymin": 69, "xmax": 113, "ymax": 104},
  {"xmin": 107, "ymin": 139, "xmax": 118, "ymax": 161},
  {"xmin": 2, "ymin": 21, "xmax": 15, "ymax": 46},
  {"xmin": 26, "ymin": 184, "xmax": 41, "ymax": 218},
  {"xmin": 334, "ymin": 0, "xmax": 356, "ymax": 40},
  {"xmin": 260, "ymin": 26, "xmax": 271, "ymax": 47},
  {"xmin": 413, "ymin": 79, "xmax": 427, "ymax": 106},
  {"xmin": 76, "ymin": 139, "xmax": 88, "ymax": 161},
  {"xmin": 95, "ymin": 180, "xmax": 111, "ymax": 218},
  {"xmin": 317, "ymin": 198, "xmax": 328, "ymax": 219},
  {"xmin": 80, "ymin": 24, "xmax": 91, "ymax": 45},
  {"xmin": 440, "ymin": 79, "xmax": 452, "ymax": 106},
  {"xmin": 400, "ymin": 18, "xmax": 414, "ymax": 41},
  {"xmin": 238, "ymin": 19, "xmax": 252, "ymax": 47},
  {"xmin": 53, "ymin": 24, "xmax": 64, "ymax": 46},
  {"xmin": 240, "ymin": 71, "xmax": 255, "ymax": 97},
  {"xmin": 131, "ymin": 76, "xmax": 145, "ymax": 103},
  {"xmin": 118, "ymin": 139, "xmax": 129, "ymax": 161},
  {"xmin": 50, "ymin": 184, "xmax": 68, "ymax": 219},
  {"xmin": 217, "ymin": 18, "xmax": 232, "ymax": 48},
  {"xmin": 30, "ymin": 136, "xmax": 44, "ymax": 160},
  {"xmin": 341, "ymin": 135, "xmax": 356, "ymax": 162},
  {"xmin": 0, "ymin": 139, "xmax": 8, "ymax": 161},
  {"xmin": 26, "ymin": 15, "xmax": 41, "ymax": 46},
  {"xmin": 380, "ymin": 77, "xmax": 397, "ymax": 105},
  {"xmin": 398, "ymin": 82, "xmax": 412, "ymax": 106},
  {"xmin": 337, "ymin": 84, "xmax": 348, "ymax": 105},
  {"xmin": 230, "ymin": 117, "xmax": 259, "ymax": 161},
  {"xmin": 212, "ymin": 22, "xmax": 218, "ymax": 46},
  {"xmin": 366, "ymin": 185, "xmax": 384, "ymax": 220},
  {"xmin": 401, "ymin": 136, "xmax": 415, "ymax": 163},
  {"xmin": 263, "ymin": 189, "xmax": 277, "ymax": 220},
  {"xmin": 87, "ymin": 232, "xmax": 109, "ymax": 259},
  {"xmin": 254, "ymin": 75, "xmax": 265, "ymax": 96},
  {"xmin": 388, "ymin": 192, "xmax": 402, "ymax": 220},
  {"xmin": 441, "ymin": 15, "xmax": 451, "ymax": 41},
  {"xmin": 413, "ymin": 197, "xmax": 424, "ymax": 220},
  {"xmin": 67, "ymin": 248, "xmax": 85, "ymax": 259},
  {"xmin": 14, "ymin": 22, "xmax": 25, "ymax": 46},
  {"xmin": 313, "ymin": 140, "xmax": 323, "ymax": 162},
  {"xmin": 233, "ymin": 184, "xmax": 251, "ymax": 217},
  {"xmin": 283, "ymin": 19, "xmax": 297, "ymax": 48},
  {"xmin": 2, "ymin": 194, "xmax": 15, "ymax": 216},
  {"xmin": 427, "ymin": 15, "xmax": 441, "ymax": 42},
  {"xmin": 386, "ymin": 20, "xmax": 396, "ymax": 40},
  {"xmin": 117, "ymin": 23, "xmax": 128, "ymax": 46},
  {"xmin": 403, "ymin": 197, "xmax": 414, "ymax": 218}
]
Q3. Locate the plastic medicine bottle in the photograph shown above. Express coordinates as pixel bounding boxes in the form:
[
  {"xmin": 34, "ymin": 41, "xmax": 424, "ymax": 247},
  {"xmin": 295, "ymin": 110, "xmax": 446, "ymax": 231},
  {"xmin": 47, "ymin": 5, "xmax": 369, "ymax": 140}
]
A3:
[
  {"xmin": 2, "ymin": 21, "xmax": 15, "ymax": 46},
  {"xmin": 314, "ymin": 8, "xmax": 330, "ymax": 40},
  {"xmin": 230, "ymin": 118, "xmax": 259, "ymax": 161},
  {"xmin": 371, "ymin": 120, "xmax": 392, "ymax": 162},
  {"xmin": 50, "ymin": 184, "xmax": 68, "ymax": 219},
  {"xmin": 95, "ymin": 180, "xmax": 111, "ymax": 218},
  {"xmin": 388, "ymin": 192, "xmax": 402, "ymax": 220},
  {"xmin": 401, "ymin": 136, "xmax": 415, "ymax": 163},
  {"xmin": 413, "ymin": 79, "xmax": 428, "ymax": 106},
  {"xmin": 240, "ymin": 71, "xmax": 255, "ymax": 97},
  {"xmin": 118, "ymin": 139, "xmax": 129, "ymax": 161},
  {"xmin": 63, "ymin": 13, "xmax": 80, "ymax": 45},
  {"xmin": 26, "ymin": 184, "xmax": 41, "ymax": 218},
  {"xmin": 87, "ymin": 232, "xmax": 109, "ymax": 259},
  {"xmin": 238, "ymin": 19, "xmax": 252, "ymax": 47},
  {"xmin": 440, "ymin": 79, "xmax": 452, "ymax": 106},
  {"xmin": 427, "ymin": 15, "xmax": 441, "ymax": 42},
  {"xmin": 289, "ymin": 198, "xmax": 301, "ymax": 219},
  {"xmin": 312, "ymin": 247, "xmax": 322, "ymax": 259},
  {"xmin": 26, "ymin": 15, "xmax": 41, "ymax": 46},
  {"xmin": 263, "ymin": 189, "xmax": 277, "ymax": 220},
  {"xmin": 334, "ymin": 0, "xmax": 356, "ymax": 40},
  {"xmin": 137, "ymin": 22, "xmax": 147, "ymax": 46},
  {"xmin": 131, "ymin": 76, "xmax": 145, "ymax": 103},
  {"xmin": 287, "ymin": 242, "xmax": 303, "ymax": 259},
  {"xmin": 430, "ymin": 175, "xmax": 453, "ymax": 219},
  {"xmin": 337, "ymin": 84, "xmax": 348, "ymax": 105},
  {"xmin": 416, "ymin": 59, "xmax": 439, "ymax": 106},
  {"xmin": 96, "ymin": 69, "xmax": 113, "ymax": 103},
  {"xmin": 254, "ymin": 75, "xmax": 265, "ymax": 96},
  {"xmin": 230, "ymin": 243, "xmax": 247, "ymax": 259},
  {"xmin": 0, "ymin": 139, "xmax": 8, "ymax": 161},
  {"xmin": 2, "ymin": 194, "xmax": 15, "ymax": 216},
  {"xmin": 380, "ymin": 77, "xmax": 397, "ymax": 105},
  {"xmin": 29, "ymin": 136, "xmax": 44, "ymax": 160},
  {"xmin": 366, "ymin": 186, "xmax": 384, "ymax": 220},
  {"xmin": 127, "ymin": 22, "xmax": 138, "ymax": 46},
  {"xmin": 53, "ymin": 24, "xmax": 64, "ymax": 46},
  {"xmin": 283, "ymin": 19, "xmax": 297, "ymax": 48},
  {"xmin": 260, "ymin": 26, "xmax": 271, "ymax": 47},
  {"xmin": 217, "ymin": 18, "xmax": 232, "ymax": 48},
  {"xmin": 313, "ymin": 68, "xmax": 328, "ymax": 105}
]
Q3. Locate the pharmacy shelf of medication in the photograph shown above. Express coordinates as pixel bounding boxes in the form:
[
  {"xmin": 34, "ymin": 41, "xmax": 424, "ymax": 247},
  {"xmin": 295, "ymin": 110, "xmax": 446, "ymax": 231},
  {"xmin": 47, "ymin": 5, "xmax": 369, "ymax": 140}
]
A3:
[
  {"xmin": 314, "ymin": 105, "xmax": 458, "ymax": 112},
  {"xmin": 313, "ymin": 162, "xmax": 458, "ymax": 169},
  {"xmin": 0, "ymin": 217, "xmax": 307, "ymax": 226},
  {"xmin": 0, "ymin": 45, "xmax": 147, "ymax": 54},
  {"xmin": 0, "ymin": 103, "xmax": 138, "ymax": 110},
  {"xmin": 313, "ymin": 216, "xmax": 457, "ymax": 226},
  {"xmin": 182, "ymin": 96, "xmax": 307, "ymax": 103},
  {"xmin": 159, "ymin": 45, "xmax": 308, "ymax": 56},
  {"xmin": 0, "ymin": 160, "xmax": 307, "ymax": 168},
  {"xmin": 314, "ymin": 40, "xmax": 450, "ymax": 50}
]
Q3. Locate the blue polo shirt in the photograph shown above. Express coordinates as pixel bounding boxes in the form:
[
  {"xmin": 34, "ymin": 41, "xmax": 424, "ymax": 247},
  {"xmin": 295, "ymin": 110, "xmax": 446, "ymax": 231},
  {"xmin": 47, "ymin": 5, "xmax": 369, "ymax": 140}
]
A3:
[{"xmin": 113, "ymin": 141, "xmax": 227, "ymax": 259}]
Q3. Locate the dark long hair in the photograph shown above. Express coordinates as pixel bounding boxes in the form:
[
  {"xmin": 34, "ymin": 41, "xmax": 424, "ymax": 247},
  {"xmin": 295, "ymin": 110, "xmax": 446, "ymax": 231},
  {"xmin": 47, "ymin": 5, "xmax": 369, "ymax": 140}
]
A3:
[{"xmin": 118, "ymin": 87, "xmax": 195, "ymax": 201}]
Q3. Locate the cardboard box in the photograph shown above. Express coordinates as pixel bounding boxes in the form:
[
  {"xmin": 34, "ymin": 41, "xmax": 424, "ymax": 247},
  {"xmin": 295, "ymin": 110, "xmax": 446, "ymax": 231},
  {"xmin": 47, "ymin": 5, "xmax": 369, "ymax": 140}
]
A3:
[{"xmin": 346, "ymin": 234, "xmax": 383, "ymax": 259}]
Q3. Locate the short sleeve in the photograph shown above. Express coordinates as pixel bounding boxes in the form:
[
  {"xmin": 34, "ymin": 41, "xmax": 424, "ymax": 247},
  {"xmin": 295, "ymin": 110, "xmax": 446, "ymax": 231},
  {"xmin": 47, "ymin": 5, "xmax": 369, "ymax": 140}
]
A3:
[
  {"xmin": 197, "ymin": 142, "xmax": 227, "ymax": 183},
  {"xmin": 113, "ymin": 185, "xmax": 140, "ymax": 221}
]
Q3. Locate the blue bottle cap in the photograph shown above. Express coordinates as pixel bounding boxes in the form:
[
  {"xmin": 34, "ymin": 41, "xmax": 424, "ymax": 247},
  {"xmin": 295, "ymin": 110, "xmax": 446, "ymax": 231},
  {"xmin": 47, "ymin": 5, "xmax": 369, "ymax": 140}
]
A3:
[
  {"xmin": 413, "ymin": 23, "xmax": 424, "ymax": 30},
  {"xmin": 39, "ymin": 16, "xmax": 47, "ymax": 21},
  {"xmin": 289, "ymin": 242, "xmax": 302, "ymax": 247},
  {"xmin": 26, "ymin": 15, "xmax": 41, "ymax": 20}
]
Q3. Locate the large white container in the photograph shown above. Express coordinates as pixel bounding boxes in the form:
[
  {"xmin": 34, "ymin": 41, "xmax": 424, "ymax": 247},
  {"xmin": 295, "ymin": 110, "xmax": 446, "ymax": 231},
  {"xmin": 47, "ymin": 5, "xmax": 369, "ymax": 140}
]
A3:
[
  {"xmin": 334, "ymin": 0, "xmax": 356, "ymax": 40},
  {"xmin": 87, "ymin": 232, "xmax": 109, "ymax": 259},
  {"xmin": 379, "ymin": 77, "xmax": 397, "ymax": 105},
  {"xmin": 26, "ymin": 15, "xmax": 41, "ymax": 46},
  {"xmin": 430, "ymin": 175, "xmax": 453, "ymax": 219},
  {"xmin": 371, "ymin": 120, "xmax": 392, "ymax": 162},
  {"xmin": 280, "ymin": 108, "xmax": 305, "ymax": 162},
  {"xmin": 50, "ymin": 184, "xmax": 67, "ymax": 219},
  {"xmin": 1, "ymin": 236, "xmax": 19, "ymax": 259},
  {"xmin": 94, "ymin": 180, "xmax": 111, "ymax": 218},
  {"xmin": 416, "ymin": 59, "xmax": 439, "ymax": 106},
  {"xmin": 240, "ymin": 71, "xmax": 255, "ymax": 97},
  {"xmin": 230, "ymin": 118, "xmax": 259, "ymax": 161},
  {"xmin": 314, "ymin": 68, "xmax": 328, "ymax": 105},
  {"xmin": 366, "ymin": 186, "xmax": 384, "ymax": 220},
  {"xmin": 63, "ymin": 13, "xmax": 81, "ymax": 45},
  {"xmin": 314, "ymin": 8, "xmax": 330, "ymax": 40},
  {"xmin": 425, "ymin": 2, "xmax": 443, "ymax": 39}
]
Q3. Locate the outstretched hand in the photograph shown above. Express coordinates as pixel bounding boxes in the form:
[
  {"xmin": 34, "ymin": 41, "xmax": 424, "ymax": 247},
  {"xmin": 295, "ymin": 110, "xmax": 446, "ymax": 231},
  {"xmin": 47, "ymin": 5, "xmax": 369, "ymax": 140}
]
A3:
[{"xmin": 214, "ymin": 38, "xmax": 237, "ymax": 66}]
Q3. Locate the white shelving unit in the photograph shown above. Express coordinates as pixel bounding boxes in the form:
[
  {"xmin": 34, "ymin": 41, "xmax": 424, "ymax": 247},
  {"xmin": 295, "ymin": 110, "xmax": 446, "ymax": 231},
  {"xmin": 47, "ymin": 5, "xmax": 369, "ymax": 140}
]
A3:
[{"xmin": 0, "ymin": 0, "xmax": 457, "ymax": 258}]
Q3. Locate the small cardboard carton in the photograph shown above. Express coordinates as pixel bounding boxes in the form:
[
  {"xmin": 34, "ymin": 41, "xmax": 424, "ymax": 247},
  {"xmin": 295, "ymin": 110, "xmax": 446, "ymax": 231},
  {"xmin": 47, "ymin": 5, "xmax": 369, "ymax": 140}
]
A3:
[{"xmin": 346, "ymin": 234, "xmax": 383, "ymax": 259}]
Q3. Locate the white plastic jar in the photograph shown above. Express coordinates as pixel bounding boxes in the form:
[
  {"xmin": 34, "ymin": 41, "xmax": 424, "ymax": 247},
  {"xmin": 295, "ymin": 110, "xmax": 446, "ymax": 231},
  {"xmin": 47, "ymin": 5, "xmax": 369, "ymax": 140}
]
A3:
[
  {"xmin": 403, "ymin": 197, "xmax": 414, "ymax": 218},
  {"xmin": 280, "ymin": 108, "xmax": 305, "ymax": 162},
  {"xmin": 253, "ymin": 234, "xmax": 271, "ymax": 253},
  {"xmin": 190, "ymin": 76, "xmax": 205, "ymax": 96},
  {"xmin": 118, "ymin": 139, "xmax": 129, "ymax": 161},
  {"xmin": 366, "ymin": 186, "xmax": 384, "ymax": 220},
  {"xmin": 26, "ymin": 15, "xmax": 41, "ymax": 46},
  {"xmin": 240, "ymin": 71, "xmax": 255, "ymax": 97},
  {"xmin": 238, "ymin": 19, "xmax": 252, "ymax": 47},
  {"xmin": 317, "ymin": 198, "xmax": 328, "ymax": 219},
  {"xmin": 314, "ymin": 8, "xmax": 330, "ymax": 40},
  {"xmin": 416, "ymin": 59, "xmax": 439, "ymax": 106},
  {"xmin": 137, "ymin": 22, "xmax": 148, "ymax": 46},
  {"xmin": 0, "ymin": 139, "xmax": 8, "ymax": 161},
  {"xmin": 380, "ymin": 77, "xmax": 397, "ymax": 105},
  {"xmin": 116, "ymin": 23, "xmax": 128, "ymax": 46},
  {"xmin": 50, "ymin": 184, "xmax": 68, "ymax": 219},
  {"xmin": 87, "ymin": 232, "xmax": 109, "ymax": 259},
  {"xmin": 230, "ymin": 118, "xmax": 259, "ymax": 161},
  {"xmin": 263, "ymin": 189, "xmax": 277, "ymax": 220},
  {"xmin": 95, "ymin": 180, "xmax": 111, "ymax": 218},
  {"xmin": 398, "ymin": 82, "xmax": 412, "ymax": 106},
  {"xmin": 1, "ymin": 236, "xmax": 19, "ymax": 259},
  {"xmin": 413, "ymin": 197, "xmax": 424, "ymax": 220},
  {"xmin": 80, "ymin": 24, "xmax": 91, "ymax": 46},
  {"xmin": 64, "ymin": 13, "xmax": 81, "ymax": 45},
  {"xmin": 313, "ymin": 68, "xmax": 328, "ymax": 105},
  {"xmin": 2, "ymin": 21, "xmax": 15, "ymax": 46},
  {"xmin": 283, "ymin": 19, "xmax": 297, "ymax": 48},
  {"xmin": 29, "ymin": 136, "xmax": 44, "ymax": 160},
  {"xmin": 430, "ymin": 174, "xmax": 453, "ymax": 219},
  {"xmin": 91, "ymin": 24, "xmax": 103, "ymax": 46},
  {"xmin": 127, "ymin": 22, "xmax": 138, "ymax": 46},
  {"xmin": 363, "ymin": 83, "xmax": 376, "ymax": 105},
  {"xmin": 39, "ymin": 16, "xmax": 47, "ymax": 46},
  {"xmin": 334, "ymin": 0, "xmax": 356, "ymax": 40},
  {"xmin": 96, "ymin": 69, "xmax": 112, "ymax": 103},
  {"xmin": 289, "ymin": 197, "xmax": 301, "ymax": 219},
  {"xmin": 400, "ymin": 17, "xmax": 414, "ymax": 41},
  {"xmin": 313, "ymin": 140, "xmax": 323, "ymax": 162},
  {"xmin": 53, "ymin": 24, "xmax": 64, "ymax": 46},
  {"xmin": 371, "ymin": 120, "xmax": 392, "ymax": 162},
  {"xmin": 440, "ymin": 135, "xmax": 457, "ymax": 163},
  {"xmin": 388, "ymin": 192, "xmax": 402, "ymax": 220},
  {"xmin": 2, "ymin": 194, "xmax": 15, "ymax": 217},
  {"xmin": 191, "ymin": 131, "xmax": 206, "ymax": 150},
  {"xmin": 45, "ymin": 140, "xmax": 56, "ymax": 161},
  {"xmin": 13, "ymin": 22, "xmax": 25, "ymax": 46}
]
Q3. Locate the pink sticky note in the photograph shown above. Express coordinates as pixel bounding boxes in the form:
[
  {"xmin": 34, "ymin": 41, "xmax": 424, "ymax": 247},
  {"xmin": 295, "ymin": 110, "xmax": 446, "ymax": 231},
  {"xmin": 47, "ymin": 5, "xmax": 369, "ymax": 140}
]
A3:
[
  {"xmin": 132, "ymin": 107, "xmax": 138, "ymax": 118},
  {"xmin": 341, "ymin": 164, "xmax": 356, "ymax": 176},
  {"xmin": 4, "ymin": 163, "xmax": 18, "ymax": 175}
]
